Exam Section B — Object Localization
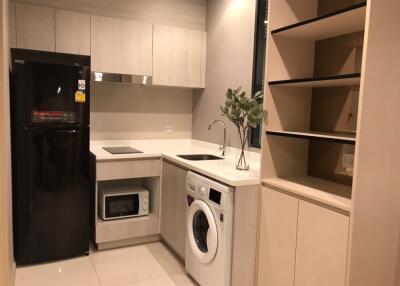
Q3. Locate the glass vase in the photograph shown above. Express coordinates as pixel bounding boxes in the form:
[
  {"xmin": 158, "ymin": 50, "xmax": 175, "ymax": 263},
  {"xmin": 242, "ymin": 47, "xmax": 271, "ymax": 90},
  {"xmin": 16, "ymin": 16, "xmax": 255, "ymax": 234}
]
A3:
[{"xmin": 236, "ymin": 128, "xmax": 250, "ymax": 170}]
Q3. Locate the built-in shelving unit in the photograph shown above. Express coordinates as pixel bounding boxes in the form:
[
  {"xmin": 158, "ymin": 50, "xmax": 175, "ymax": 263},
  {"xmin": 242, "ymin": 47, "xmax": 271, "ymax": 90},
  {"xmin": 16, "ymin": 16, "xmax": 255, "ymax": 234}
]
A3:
[
  {"xmin": 271, "ymin": 2, "xmax": 366, "ymax": 41},
  {"xmin": 261, "ymin": 0, "xmax": 367, "ymax": 211},
  {"xmin": 262, "ymin": 176, "xmax": 351, "ymax": 212},
  {"xmin": 269, "ymin": 73, "xmax": 361, "ymax": 88},
  {"xmin": 266, "ymin": 130, "xmax": 356, "ymax": 145},
  {"xmin": 260, "ymin": 1, "xmax": 400, "ymax": 284}
]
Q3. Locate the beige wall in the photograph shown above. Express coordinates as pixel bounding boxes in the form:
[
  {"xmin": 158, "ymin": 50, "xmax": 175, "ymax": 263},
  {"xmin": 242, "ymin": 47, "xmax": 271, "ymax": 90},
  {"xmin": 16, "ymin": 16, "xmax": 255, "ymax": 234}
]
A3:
[
  {"xmin": 0, "ymin": 0, "xmax": 14, "ymax": 285},
  {"xmin": 13, "ymin": 0, "xmax": 206, "ymax": 30},
  {"xmin": 90, "ymin": 84, "xmax": 193, "ymax": 140},
  {"xmin": 192, "ymin": 0, "xmax": 257, "ymax": 148}
]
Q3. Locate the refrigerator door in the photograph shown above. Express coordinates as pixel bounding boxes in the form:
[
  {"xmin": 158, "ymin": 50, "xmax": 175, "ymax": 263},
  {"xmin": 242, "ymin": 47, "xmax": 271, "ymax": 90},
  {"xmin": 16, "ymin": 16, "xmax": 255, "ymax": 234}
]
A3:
[
  {"xmin": 11, "ymin": 49, "xmax": 90, "ymax": 126},
  {"xmin": 13, "ymin": 126, "xmax": 89, "ymax": 265}
]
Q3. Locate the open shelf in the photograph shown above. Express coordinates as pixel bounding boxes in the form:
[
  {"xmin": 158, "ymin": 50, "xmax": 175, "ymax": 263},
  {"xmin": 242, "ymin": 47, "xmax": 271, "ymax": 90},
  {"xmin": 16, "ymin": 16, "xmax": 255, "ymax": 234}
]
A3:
[
  {"xmin": 271, "ymin": 2, "xmax": 366, "ymax": 41},
  {"xmin": 266, "ymin": 130, "xmax": 356, "ymax": 145},
  {"xmin": 269, "ymin": 73, "xmax": 361, "ymax": 88},
  {"xmin": 94, "ymin": 176, "xmax": 161, "ymax": 245},
  {"xmin": 262, "ymin": 176, "xmax": 352, "ymax": 212}
]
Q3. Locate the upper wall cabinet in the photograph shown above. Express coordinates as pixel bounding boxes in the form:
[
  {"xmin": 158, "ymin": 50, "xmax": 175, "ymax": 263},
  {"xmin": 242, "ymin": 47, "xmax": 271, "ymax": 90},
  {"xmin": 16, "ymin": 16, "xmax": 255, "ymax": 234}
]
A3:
[
  {"xmin": 15, "ymin": 3, "xmax": 55, "ymax": 52},
  {"xmin": 55, "ymin": 10, "xmax": 90, "ymax": 55},
  {"xmin": 153, "ymin": 25, "xmax": 206, "ymax": 88},
  {"xmin": 91, "ymin": 15, "xmax": 153, "ymax": 76}
]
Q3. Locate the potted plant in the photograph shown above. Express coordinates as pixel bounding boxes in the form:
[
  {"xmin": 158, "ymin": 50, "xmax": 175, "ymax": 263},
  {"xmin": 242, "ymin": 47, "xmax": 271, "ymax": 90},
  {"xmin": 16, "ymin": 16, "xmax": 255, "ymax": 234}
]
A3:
[{"xmin": 220, "ymin": 87, "xmax": 263, "ymax": 170}]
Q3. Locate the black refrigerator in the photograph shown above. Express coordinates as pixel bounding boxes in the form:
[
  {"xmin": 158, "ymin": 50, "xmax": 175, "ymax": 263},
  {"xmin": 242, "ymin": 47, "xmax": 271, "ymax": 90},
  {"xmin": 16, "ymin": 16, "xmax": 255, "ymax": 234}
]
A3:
[{"xmin": 10, "ymin": 49, "xmax": 91, "ymax": 265}]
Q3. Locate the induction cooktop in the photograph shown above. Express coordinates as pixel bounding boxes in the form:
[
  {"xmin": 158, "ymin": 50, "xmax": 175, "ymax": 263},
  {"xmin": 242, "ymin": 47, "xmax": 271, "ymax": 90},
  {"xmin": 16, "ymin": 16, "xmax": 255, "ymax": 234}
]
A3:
[{"xmin": 102, "ymin": 146, "xmax": 143, "ymax": 154}]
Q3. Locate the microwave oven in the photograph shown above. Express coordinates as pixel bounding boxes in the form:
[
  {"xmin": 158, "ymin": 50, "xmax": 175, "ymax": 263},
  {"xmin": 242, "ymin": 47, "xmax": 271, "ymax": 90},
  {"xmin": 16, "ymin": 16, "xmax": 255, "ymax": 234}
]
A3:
[{"xmin": 98, "ymin": 186, "xmax": 149, "ymax": 220}]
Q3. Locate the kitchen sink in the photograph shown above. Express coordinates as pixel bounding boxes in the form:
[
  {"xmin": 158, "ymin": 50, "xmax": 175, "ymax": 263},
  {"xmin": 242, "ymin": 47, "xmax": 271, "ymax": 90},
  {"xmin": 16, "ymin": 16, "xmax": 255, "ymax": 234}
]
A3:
[{"xmin": 177, "ymin": 154, "xmax": 223, "ymax": 161}]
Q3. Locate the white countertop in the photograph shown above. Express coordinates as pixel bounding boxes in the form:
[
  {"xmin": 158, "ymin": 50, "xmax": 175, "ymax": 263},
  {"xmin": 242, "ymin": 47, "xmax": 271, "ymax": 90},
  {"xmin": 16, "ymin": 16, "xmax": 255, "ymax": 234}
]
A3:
[{"xmin": 90, "ymin": 139, "xmax": 260, "ymax": 187}]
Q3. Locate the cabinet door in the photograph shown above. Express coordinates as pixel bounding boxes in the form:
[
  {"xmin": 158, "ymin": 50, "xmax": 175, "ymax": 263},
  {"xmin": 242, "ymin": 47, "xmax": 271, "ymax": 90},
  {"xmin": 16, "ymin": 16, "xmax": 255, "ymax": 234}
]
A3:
[
  {"xmin": 153, "ymin": 25, "xmax": 206, "ymax": 88},
  {"xmin": 16, "ymin": 3, "xmax": 55, "ymax": 51},
  {"xmin": 161, "ymin": 161, "xmax": 187, "ymax": 259},
  {"xmin": 295, "ymin": 201, "xmax": 349, "ymax": 286},
  {"xmin": 91, "ymin": 15, "xmax": 152, "ymax": 75},
  {"xmin": 55, "ymin": 10, "xmax": 90, "ymax": 55},
  {"xmin": 257, "ymin": 187, "xmax": 299, "ymax": 286}
]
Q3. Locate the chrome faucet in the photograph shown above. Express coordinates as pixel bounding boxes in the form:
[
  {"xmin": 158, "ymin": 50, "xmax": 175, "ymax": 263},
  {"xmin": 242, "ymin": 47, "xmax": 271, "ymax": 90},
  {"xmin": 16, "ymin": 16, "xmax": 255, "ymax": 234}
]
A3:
[{"xmin": 208, "ymin": 120, "xmax": 226, "ymax": 156}]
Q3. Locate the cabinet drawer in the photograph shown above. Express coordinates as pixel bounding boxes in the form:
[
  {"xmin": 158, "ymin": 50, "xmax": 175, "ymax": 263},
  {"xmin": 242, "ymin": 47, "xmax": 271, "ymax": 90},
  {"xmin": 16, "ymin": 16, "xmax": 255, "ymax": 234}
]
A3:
[
  {"xmin": 97, "ymin": 159, "xmax": 161, "ymax": 180},
  {"xmin": 96, "ymin": 214, "xmax": 159, "ymax": 243}
]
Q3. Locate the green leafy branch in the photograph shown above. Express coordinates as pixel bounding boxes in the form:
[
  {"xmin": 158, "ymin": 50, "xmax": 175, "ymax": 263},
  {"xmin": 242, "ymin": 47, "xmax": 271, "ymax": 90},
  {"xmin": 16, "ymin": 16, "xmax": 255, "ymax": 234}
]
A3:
[{"xmin": 220, "ymin": 87, "xmax": 263, "ymax": 167}]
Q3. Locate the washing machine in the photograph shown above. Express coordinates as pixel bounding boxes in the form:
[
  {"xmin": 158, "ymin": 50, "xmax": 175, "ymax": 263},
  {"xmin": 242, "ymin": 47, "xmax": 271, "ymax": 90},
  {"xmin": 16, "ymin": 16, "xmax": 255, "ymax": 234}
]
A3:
[{"xmin": 185, "ymin": 171, "xmax": 234, "ymax": 286}]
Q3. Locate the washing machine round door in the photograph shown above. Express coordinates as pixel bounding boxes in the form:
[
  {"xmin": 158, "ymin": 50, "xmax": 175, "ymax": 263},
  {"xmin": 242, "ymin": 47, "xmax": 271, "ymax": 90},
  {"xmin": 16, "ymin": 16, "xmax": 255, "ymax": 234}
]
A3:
[{"xmin": 187, "ymin": 200, "xmax": 218, "ymax": 264}]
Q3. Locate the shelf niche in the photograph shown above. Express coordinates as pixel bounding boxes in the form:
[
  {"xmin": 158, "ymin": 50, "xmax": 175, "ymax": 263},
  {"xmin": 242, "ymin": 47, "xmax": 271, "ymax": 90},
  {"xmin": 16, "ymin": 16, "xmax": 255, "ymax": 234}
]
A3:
[
  {"xmin": 263, "ymin": 134, "xmax": 354, "ymax": 189},
  {"xmin": 268, "ymin": 31, "xmax": 364, "ymax": 86},
  {"xmin": 95, "ymin": 177, "xmax": 161, "ymax": 244}
]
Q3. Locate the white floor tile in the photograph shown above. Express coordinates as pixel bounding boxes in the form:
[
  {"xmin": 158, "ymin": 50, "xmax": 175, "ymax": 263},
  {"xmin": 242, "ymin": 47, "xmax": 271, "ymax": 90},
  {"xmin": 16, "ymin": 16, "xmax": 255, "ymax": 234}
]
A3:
[
  {"xmin": 119, "ymin": 273, "xmax": 197, "ymax": 286},
  {"xmin": 90, "ymin": 242, "xmax": 190, "ymax": 286},
  {"xmin": 15, "ymin": 242, "xmax": 197, "ymax": 286},
  {"xmin": 144, "ymin": 243, "xmax": 186, "ymax": 275},
  {"xmin": 15, "ymin": 256, "xmax": 100, "ymax": 286}
]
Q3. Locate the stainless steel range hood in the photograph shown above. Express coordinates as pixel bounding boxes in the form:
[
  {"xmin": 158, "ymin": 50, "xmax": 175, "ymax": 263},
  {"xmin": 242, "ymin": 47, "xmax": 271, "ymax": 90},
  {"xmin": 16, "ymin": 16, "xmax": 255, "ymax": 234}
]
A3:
[{"xmin": 90, "ymin": 72, "xmax": 152, "ymax": 85}]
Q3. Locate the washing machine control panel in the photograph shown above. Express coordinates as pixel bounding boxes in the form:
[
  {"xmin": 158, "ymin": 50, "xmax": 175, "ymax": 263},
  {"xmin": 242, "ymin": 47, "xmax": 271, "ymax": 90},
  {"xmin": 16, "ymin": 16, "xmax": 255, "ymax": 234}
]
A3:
[{"xmin": 186, "ymin": 171, "xmax": 233, "ymax": 211}]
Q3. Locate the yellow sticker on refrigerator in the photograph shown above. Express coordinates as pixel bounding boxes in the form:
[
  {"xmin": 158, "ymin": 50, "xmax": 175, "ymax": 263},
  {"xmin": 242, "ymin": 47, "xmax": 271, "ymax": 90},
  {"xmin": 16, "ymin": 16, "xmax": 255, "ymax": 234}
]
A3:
[{"xmin": 75, "ymin": 90, "xmax": 86, "ymax": 103}]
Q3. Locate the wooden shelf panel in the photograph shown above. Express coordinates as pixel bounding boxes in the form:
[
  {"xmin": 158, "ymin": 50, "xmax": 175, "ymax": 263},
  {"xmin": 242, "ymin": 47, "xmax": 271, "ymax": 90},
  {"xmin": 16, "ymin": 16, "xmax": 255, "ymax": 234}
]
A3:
[
  {"xmin": 266, "ymin": 130, "xmax": 356, "ymax": 145},
  {"xmin": 271, "ymin": 2, "xmax": 366, "ymax": 41},
  {"xmin": 269, "ymin": 73, "xmax": 361, "ymax": 88},
  {"xmin": 262, "ymin": 176, "xmax": 352, "ymax": 212}
]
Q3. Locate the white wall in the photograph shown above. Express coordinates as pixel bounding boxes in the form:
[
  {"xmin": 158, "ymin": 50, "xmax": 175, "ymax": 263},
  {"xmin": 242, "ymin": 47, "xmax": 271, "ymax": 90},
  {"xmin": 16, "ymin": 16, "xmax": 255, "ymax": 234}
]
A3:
[
  {"xmin": 192, "ymin": 0, "xmax": 257, "ymax": 148},
  {"xmin": 0, "ymin": 0, "xmax": 14, "ymax": 285},
  {"xmin": 90, "ymin": 84, "xmax": 193, "ymax": 140}
]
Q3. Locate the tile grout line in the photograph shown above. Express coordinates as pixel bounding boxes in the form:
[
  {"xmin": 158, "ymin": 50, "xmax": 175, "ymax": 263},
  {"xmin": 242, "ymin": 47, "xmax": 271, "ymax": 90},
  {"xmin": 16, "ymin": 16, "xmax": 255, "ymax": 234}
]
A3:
[{"xmin": 88, "ymin": 255, "xmax": 105, "ymax": 286}]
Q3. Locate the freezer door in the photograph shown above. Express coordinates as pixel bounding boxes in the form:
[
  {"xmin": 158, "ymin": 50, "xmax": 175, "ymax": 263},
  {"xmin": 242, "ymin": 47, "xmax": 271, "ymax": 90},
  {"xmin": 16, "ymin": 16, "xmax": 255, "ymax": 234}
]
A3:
[
  {"xmin": 13, "ymin": 126, "xmax": 89, "ymax": 265},
  {"xmin": 11, "ymin": 50, "xmax": 90, "ymax": 126}
]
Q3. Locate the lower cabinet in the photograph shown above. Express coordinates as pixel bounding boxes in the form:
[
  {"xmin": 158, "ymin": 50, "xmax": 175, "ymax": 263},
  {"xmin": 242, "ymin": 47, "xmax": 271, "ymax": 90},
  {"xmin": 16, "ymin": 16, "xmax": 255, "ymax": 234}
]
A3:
[
  {"xmin": 257, "ymin": 187, "xmax": 298, "ymax": 286},
  {"xmin": 257, "ymin": 187, "xmax": 349, "ymax": 286},
  {"xmin": 161, "ymin": 161, "xmax": 188, "ymax": 259},
  {"xmin": 295, "ymin": 200, "xmax": 349, "ymax": 286}
]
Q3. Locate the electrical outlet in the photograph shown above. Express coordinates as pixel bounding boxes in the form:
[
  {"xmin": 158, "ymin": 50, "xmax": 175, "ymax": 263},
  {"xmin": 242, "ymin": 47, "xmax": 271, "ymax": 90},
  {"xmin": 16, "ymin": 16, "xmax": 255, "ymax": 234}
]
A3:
[
  {"xmin": 342, "ymin": 154, "xmax": 354, "ymax": 170},
  {"xmin": 164, "ymin": 125, "xmax": 173, "ymax": 134}
]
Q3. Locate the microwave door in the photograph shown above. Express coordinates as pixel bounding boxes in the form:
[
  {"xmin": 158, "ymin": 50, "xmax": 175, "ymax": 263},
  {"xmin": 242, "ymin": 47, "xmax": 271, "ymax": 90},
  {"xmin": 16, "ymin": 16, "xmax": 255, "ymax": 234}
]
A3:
[{"xmin": 105, "ymin": 194, "xmax": 139, "ymax": 219}]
